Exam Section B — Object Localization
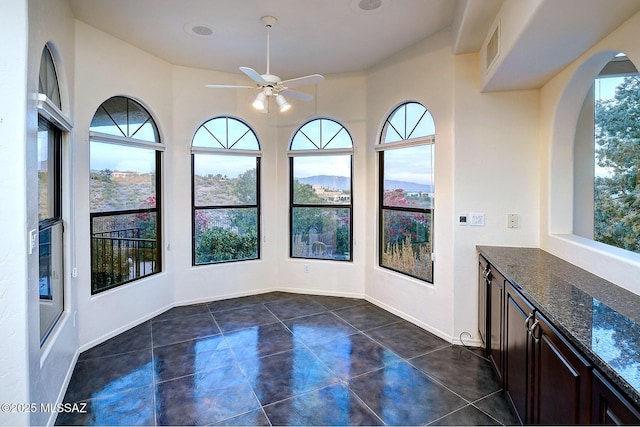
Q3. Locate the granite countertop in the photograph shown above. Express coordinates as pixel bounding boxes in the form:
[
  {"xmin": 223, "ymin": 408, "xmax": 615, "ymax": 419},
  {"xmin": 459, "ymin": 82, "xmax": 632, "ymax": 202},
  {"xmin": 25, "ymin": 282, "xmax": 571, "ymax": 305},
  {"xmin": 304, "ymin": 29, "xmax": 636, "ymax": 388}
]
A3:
[{"xmin": 477, "ymin": 245, "xmax": 640, "ymax": 407}]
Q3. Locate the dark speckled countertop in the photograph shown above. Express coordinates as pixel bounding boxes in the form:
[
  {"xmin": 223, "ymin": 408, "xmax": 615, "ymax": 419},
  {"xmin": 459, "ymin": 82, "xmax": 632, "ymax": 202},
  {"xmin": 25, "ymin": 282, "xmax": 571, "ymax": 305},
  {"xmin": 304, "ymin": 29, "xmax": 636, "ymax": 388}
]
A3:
[{"xmin": 477, "ymin": 246, "xmax": 640, "ymax": 408}]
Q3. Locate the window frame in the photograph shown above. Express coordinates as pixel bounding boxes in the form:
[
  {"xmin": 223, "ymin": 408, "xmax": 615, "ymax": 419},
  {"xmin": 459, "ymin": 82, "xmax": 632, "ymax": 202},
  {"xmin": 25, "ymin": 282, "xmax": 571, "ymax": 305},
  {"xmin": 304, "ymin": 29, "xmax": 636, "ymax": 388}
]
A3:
[
  {"xmin": 89, "ymin": 96, "xmax": 163, "ymax": 294},
  {"xmin": 288, "ymin": 118, "xmax": 354, "ymax": 262},
  {"xmin": 377, "ymin": 101, "xmax": 435, "ymax": 283},
  {"xmin": 191, "ymin": 116, "xmax": 262, "ymax": 266}
]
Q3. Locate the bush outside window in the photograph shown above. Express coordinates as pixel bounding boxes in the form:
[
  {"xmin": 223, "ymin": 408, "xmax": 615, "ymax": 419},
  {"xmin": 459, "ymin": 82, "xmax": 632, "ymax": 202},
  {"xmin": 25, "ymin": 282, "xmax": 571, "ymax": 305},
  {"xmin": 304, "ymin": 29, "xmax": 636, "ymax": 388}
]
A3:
[
  {"xmin": 192, "ymin": 116, "xmax": 261, "ymax": 265},
  {"xmin": 378, "ymin": 102, "xmax": 435, "ymax": 282}
]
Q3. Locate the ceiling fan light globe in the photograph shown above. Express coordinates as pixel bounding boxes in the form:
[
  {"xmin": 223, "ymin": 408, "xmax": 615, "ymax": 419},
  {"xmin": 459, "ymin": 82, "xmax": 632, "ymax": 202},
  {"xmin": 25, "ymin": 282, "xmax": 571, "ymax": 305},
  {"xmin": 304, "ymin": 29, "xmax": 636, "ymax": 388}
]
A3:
[
  {"xmin": 276, "ymin": 94, "xmax": 291, "ymax": 112},
  {"xmin": 252, "ymin": 92, "xmax": 267, "ymax": 110}
]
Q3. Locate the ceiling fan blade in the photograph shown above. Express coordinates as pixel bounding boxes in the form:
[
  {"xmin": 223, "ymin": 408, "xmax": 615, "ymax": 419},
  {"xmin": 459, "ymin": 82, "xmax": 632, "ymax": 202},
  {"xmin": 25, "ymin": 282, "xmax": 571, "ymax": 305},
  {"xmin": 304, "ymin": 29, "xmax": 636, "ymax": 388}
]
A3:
[
  {"xmin": 281, "ymin": 89, "xmax": 314, "ymax": 102},
  {"xmin": 205, "ymin": 84, "xmax": 255, "ymax": 89},
  {"xmin": 280, "ymin": 74, "xmax": 324, "ymax": 88},
  {"xmin": 239, "ymin": 67, "xmax": 267, "ymax": 84}
]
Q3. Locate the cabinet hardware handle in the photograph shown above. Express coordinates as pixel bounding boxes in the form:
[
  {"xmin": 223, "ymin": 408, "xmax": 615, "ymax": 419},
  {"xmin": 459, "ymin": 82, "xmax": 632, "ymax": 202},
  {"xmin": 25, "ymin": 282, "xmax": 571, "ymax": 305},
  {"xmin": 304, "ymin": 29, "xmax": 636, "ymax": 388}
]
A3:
[
  {"xmin": 524, "ymin": 312, "xmax": 534, "ymax": 328},
  {"xmin": 529, "ymin": 319, "xmax": 541, "ymax": 342}
]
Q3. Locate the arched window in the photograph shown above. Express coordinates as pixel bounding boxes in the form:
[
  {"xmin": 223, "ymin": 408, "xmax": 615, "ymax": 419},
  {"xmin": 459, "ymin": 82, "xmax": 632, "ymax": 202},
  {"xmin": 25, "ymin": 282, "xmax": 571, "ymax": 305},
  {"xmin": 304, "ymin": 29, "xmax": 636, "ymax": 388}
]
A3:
[
  {"xmin": 377, "ymin": 102, "xmax": 435, "ymax": 282},
  {"xmin": 89, "ymin": 96, "xmax": 163, "ymax": 293},
  {"xmin": 37, "ymin": 45, "xmax": 70, "ymax": 343},
  {"xmin": 574, "ymin": 53, "xmax": 640, "ymax": 254},
  {"xmin": 289, "ymin": 118, "xmax": 353, "ymax": 261},
  {"xmin": 192, "ymin": 116, "xmax": 261, "ymax": 265}
]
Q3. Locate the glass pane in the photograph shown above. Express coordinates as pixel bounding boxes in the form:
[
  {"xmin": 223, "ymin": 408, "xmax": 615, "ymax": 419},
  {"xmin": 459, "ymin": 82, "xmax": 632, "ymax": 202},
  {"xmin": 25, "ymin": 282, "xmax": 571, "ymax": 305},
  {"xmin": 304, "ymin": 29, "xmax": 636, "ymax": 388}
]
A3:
[
  {"xmin": 291, "ymin": 131, "xmax": 319, "ymax": 150},
  {"xmin": 39, "ymin": 223, "xmax": 64, "ymax": 342},
  {"xmin": 90, "ymin": 97, "xmax": 159, "ymax": 142},
  {"xmin": 194, "ymin": 208, "xmax": 258, "ymax": 264},
  {"xmin": 381, "ymin": 120, "xmax": 404, "ymax": 144},
  {"xmin": 91, "ymin": 97, "xmax": 128, "ymax": 137},
  {"xmin": 323, "ymin": 127, "xmax": 352, "ymax": 149},
  {"xmin": 291, "ymin": 119, "xmax": 353, "ymax": 150},
  {"xmin": 407, "ymin": 104, "xmax": 435, "ymax": 138},
  {"xmin": 291, "ymin": 207, "xmax": 351, "ymax": 260},
  {"xmin": 91, "ymin": 211, "xmax": 159, "ymax": 293},
  {"xmin": 292, "ymin": 155, "xmax": 351, "ymax": 205},
  {"xmin": 380, "ymin": 209, "xmax": 432, "ymax": 282},
  {"xmin": 320, "ymin": 120, "xmax": 347, "ymax": 149},
  {"xmin": 37, "ymin": 121, "xmax": 56, "ymax": 221},
  {"xmin": 382, "ymin": 145, "xmax": 434, "ymax": 209},
  {"xmin": 39, "ymin": 47, "xmax": 61, "ymax": 109},
  {"xmin": 90, "ymin": 142, "xmax": 157, "ymax": 212},
  {"xmin": 194, "ymin": 154, "xmax": 257, "ymax": 206},
  {"xmin": 383, "ymin": 102, "xmax": 434, "ymax": 143},
  {"xmin": 230, "ymin": 129, "xmax": 260, "ymax": 150},
  {"xmin": 192, "ymin": 117, "xmax": 259, "ymax": 150},
  {"xmin": 594, "ymin": 74, "xmax": 640, "ymax": 254}
]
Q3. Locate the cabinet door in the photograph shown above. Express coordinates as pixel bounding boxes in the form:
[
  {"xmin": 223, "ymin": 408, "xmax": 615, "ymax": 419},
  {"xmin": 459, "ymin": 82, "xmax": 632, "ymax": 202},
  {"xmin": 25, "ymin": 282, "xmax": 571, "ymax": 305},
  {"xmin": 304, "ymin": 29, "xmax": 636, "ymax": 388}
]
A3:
[
  {"xmin": 531, "ymin": 312, "xmax": 591, "ymax": 424},
  {"xmin": 478, "ymin": 256, "xmax": 490, "ymax": 353},
  {"xmin": 489, "ymin": 269, "xmax": 505, "ymax": 381},
  {"xmin": 592, "ymin": 369, "xmax": 640, "ymax": 425},
  {"xmin": 505, "ymin": 283, "xmax": 534, "ymax": 424}
]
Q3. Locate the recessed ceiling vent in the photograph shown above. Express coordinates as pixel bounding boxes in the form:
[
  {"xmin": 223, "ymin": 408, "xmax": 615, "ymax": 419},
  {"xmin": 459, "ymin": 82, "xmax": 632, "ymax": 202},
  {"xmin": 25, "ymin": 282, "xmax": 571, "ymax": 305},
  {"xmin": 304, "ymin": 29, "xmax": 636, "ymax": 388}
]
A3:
[{"xmin": 485, "ymin": 22, "xmax": 500, "ymax": 71}]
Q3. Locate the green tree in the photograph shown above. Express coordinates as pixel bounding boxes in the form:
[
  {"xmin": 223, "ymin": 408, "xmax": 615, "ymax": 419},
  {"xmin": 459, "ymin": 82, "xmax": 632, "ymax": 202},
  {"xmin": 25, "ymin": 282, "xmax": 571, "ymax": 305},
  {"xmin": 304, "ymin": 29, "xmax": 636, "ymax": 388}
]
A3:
[
  {"xmin": 594, "ymin": 76, "xmax": 640, "ymax": 253},
  {"xmin": 291, "ymin": 180, "xmax": 325, "ymax": 237},
  {"xmin": 228, "ymin": 168, "xmax": 258, "ymax": 233}
]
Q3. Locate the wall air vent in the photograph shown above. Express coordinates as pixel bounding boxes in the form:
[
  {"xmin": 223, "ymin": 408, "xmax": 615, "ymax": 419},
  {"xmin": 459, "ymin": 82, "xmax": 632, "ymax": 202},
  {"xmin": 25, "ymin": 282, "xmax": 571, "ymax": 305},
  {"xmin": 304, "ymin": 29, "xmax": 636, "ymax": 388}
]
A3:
[{"xmin": 485, "ymin": 22, "xmax": 500, "ymax": 71}]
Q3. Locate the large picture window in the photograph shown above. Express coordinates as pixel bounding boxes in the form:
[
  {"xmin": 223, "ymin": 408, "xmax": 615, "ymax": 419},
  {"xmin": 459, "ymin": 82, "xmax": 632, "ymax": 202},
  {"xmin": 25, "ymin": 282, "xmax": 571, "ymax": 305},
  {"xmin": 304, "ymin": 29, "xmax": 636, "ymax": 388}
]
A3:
[
  {"xmin": 192, "ymin": 116, "xmax": 261, "ymax": 265},
  {"xmin": 378, "ymin": 102, "xmax": 435, "ymax": 282},
  {"xmin": 289, "ymin": 118, "xmax": 353, "ymax": 261},
  {"xmin": 89, "ymin": 96, "xmax": 163, "ymax": 294}
]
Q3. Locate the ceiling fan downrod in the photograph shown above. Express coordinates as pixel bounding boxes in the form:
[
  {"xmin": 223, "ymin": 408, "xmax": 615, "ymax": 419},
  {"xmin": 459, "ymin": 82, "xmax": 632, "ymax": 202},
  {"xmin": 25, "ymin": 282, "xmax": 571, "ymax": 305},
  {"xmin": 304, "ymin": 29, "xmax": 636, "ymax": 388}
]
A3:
[{"xmin": 261, "ymin": 16, "xmax": 278, "ymax": 78}]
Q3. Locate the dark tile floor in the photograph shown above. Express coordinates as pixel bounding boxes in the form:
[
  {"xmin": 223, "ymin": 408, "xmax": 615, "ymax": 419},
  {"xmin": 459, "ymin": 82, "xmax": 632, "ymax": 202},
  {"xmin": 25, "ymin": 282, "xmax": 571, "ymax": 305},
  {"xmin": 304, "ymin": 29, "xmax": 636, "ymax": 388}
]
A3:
[{"xmin": 55, "ymin": 292, "xmax": 520, "ymax": 426}]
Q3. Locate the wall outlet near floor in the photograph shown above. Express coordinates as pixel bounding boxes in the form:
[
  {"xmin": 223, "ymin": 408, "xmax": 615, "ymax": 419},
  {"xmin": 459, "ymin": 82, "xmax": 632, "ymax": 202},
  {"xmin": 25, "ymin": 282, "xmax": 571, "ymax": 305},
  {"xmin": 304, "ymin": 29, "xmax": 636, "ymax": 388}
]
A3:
[
  {"xmin": 304, "ymin": 264, "xmax": 310, "ymax": 273},
  {"xmin": 507, "ymin": 213, "xmax": 519, "ymax": 228}
]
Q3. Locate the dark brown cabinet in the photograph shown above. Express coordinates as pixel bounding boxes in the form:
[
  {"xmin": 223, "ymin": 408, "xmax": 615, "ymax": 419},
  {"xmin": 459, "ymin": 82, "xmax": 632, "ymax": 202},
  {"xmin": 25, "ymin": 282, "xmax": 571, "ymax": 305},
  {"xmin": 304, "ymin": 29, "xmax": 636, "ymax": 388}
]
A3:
[
  {"xmin": 504, "ymin": 282, "xmax": 533, "ymax": 424},
  {"xmin": 592, "ymin": 369, "xmax": 640, "ymax": 425},
  {"xmin": 504, "ymin": 281, "xmax": 591, "ymax": 424},
  {"xmin": 478, "ymin": 255, "xmax": 505, "ymax": 382},
  {"xmin": 531, "ymin": 310, "xmax": 591, "ymax": 424},
  {"xmin": 479, "ymin": 252, "xmax": 640, "ymax": 425}
]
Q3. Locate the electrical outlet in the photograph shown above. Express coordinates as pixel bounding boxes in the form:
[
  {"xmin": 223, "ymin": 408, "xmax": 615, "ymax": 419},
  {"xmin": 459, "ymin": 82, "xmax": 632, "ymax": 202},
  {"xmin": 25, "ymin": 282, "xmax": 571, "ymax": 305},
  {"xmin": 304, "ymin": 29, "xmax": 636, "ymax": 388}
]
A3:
[
  {"xmin": 304, "ymin": 264, "xmax": 310, "ymax": 273},
  {"xmin": 507, "ymin": 213, "xmax": 519, "ymax": 228}
]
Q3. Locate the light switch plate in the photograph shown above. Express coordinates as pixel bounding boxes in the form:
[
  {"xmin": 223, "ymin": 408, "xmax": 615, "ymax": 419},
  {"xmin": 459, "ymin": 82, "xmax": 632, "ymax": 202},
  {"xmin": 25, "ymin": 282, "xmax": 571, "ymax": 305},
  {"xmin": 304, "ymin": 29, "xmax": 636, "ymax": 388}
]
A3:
[{"xmin": 469, "ymin": 213, "xmax": 485, "ymax": 226}]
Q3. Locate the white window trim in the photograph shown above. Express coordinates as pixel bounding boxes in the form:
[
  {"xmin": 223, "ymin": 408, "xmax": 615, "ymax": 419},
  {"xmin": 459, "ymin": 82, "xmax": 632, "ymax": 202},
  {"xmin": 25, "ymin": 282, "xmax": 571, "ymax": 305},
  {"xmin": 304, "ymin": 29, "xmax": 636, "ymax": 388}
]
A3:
[
  {"xmin": 375, "ymin": 134, "xmax": 435, "ymax": 151},
  {"xmin": 36, "ymin": 93, "xmax": 72, "ymax": 132},
  {"xmin": 89, "ymin": 131, "xmax": 165, "ymax": 151}
]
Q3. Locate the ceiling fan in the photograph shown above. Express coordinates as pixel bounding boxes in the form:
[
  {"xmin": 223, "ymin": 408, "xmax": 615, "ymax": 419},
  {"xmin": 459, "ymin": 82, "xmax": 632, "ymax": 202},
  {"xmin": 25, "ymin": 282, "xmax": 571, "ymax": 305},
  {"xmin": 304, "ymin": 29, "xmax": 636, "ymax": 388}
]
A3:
[{"xmin": 206, "ymin": 15, "xmax": 324, "ymax": 113}]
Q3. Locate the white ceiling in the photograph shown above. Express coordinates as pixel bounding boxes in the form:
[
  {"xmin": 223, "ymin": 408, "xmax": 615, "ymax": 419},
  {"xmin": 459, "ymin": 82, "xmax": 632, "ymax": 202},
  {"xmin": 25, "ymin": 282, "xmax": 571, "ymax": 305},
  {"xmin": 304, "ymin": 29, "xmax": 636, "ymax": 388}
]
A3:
[
  {"xmin": 67, "ymin": 0, "xmax": 640, "ymax": 90},
  {"xmin": 68, "ymin": 0, "xmax": 489, "ymax": 81}
]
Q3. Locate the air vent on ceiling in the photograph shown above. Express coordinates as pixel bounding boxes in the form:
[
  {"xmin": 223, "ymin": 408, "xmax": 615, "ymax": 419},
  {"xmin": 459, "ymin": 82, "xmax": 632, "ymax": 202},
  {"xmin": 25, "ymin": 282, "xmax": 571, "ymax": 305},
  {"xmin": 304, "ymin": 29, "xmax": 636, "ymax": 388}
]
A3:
[{"xmin": 485, "ymin": 22, "xmax": 500, "ymax": 71}]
